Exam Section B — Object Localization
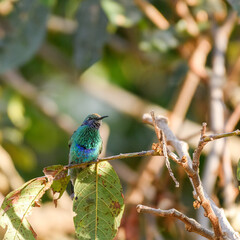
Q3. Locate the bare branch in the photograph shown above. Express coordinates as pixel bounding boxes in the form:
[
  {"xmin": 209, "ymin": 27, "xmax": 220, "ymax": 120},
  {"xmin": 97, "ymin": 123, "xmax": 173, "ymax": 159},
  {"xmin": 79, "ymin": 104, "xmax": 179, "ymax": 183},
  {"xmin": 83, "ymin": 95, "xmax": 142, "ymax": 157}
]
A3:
[
  {"xmin": 151, "ymin": 111, "xmax": 179, "ymax": 187},
  {"xmin": 161, "ymin": 129, "xmax": 179, "ymax": 188},
  {"xmin": 143, "ymin": 112, "xmax": 240, "ymax": 240},
  {"xmin": 63, "ymin": 150, "xmax": 158, "ymax": 171},
  {"xmin": 136, "ymin": 205, "xmax": 215, "ymax": 240},
  {"xmin": 202, "ymin": 130, "xmax": 240, "ymax": 143},
  {"xmin": 150, "ymin": 111, "xmax": 162, "ymax": 142},
  {"xmin": 192, "ymin": 122, "xmax": 207, "ymax": 171}
]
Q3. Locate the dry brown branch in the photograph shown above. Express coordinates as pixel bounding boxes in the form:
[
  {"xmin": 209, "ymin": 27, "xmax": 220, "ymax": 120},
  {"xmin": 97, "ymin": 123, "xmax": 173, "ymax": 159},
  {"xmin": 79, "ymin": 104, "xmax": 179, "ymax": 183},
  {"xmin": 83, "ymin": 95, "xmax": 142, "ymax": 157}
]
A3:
[
  {"xmin": 151, "ymin": 111, "xmax": 179, "ymax": 187},
  {"xmin": 192, "ymin": 122, "xmax": 207, "ymax": 171},
  {"xmin": 142, "ymin": 113, "xmax": 240, "ymax": 240},
  {"xmin": 161, "ymin": 129, "xmax": 179, "ymax": 188},
  {"xmin": 137, "ymin": 204, "xmax": 215, "ymax": 239},
  {"xmin": 134, "ymin": 0, "xmax": 169, "ymax": 30},
  {"xmin": 150, "ymin": 111, "xmax": 162, "ymax": 142},
  {"xmin": 64, "ymin": 150, "xmax": 158, "ymax": 171},
  {"xmin": 192, "ymin": 124, "xmax": 240, "ymax": 172}
]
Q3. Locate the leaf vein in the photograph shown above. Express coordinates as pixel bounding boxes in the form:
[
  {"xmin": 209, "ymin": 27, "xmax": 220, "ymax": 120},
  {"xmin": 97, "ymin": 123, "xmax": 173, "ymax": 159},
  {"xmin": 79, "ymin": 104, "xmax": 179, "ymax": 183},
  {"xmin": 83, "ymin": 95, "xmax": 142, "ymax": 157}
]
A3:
[{"xmin": 75, "ymin": 190, "xmax": 96, "ymax": 212}]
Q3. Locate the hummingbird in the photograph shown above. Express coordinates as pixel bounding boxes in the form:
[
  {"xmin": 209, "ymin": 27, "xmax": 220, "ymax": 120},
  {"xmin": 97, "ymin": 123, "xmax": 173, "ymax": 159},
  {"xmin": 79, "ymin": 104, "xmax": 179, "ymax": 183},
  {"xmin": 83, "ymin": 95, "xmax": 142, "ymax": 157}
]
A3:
[{"xmin": 68, "ymin": 113, "xmax": 108, "ymax": 191}]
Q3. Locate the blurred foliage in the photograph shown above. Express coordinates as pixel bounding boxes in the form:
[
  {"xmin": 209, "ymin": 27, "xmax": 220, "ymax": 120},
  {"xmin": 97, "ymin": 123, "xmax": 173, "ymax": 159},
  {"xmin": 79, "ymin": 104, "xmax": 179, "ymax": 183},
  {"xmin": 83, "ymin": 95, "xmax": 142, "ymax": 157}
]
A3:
[
  {"xmin": 74, "ymin": 0, "xmax": 109, "ymax": 71},
  {"xmin": 0, "ymin": 0, "xmax": 240, "ymax": 239},
  {"xmin": 0, "ymin": 0, "xmax": 48, "ymax": 73}
]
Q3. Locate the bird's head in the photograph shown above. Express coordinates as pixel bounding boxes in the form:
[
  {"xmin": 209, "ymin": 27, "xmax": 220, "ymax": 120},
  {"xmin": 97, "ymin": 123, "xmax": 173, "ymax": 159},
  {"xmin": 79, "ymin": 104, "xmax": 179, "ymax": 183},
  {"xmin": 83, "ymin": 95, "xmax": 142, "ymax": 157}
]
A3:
[{"xmin": 81, "ymin": 113, "xmax": 108, "ymax": 129}]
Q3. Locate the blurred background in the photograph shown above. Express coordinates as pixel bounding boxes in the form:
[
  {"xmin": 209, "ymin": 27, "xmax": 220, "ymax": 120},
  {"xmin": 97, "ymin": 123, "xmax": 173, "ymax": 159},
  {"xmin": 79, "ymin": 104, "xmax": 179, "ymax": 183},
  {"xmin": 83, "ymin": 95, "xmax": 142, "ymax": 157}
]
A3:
[{"xmin": 0, "ymin": 0, "xmax": 240, "ymax": 239}]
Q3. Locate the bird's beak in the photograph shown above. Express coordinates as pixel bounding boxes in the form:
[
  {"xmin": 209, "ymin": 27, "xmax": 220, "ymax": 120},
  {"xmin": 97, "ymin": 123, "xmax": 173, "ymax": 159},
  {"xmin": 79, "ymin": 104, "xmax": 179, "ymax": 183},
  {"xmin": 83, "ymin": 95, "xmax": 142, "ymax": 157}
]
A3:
[{"xmin": 98, "ymin": 115, "xmax": 108, "ymax": 120}]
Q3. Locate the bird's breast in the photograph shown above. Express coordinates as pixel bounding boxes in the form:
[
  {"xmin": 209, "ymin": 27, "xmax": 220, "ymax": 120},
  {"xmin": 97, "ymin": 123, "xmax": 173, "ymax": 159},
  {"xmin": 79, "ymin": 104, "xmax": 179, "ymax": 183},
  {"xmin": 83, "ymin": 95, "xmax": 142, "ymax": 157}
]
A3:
[{"xmin": 69, "ymin": 143, "xmax": 100, "ymax": 164}]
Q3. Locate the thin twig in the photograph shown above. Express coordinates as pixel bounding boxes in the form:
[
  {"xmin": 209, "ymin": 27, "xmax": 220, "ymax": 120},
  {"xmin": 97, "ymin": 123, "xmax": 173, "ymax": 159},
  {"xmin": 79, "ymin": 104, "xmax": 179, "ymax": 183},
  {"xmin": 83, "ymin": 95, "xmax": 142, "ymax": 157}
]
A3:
[
  {"xmin": 150, "ymin": 111, "xmax": 161, "ymax": 141},
  {"xmin": 161, "ymin": 129, "xmax": 179, "ymax": 188},
  {"xmin": 151, "ymin": 111, "xmax": 179, "ymax": 187},
  {"xmin": 161, "ymin": 117, "xmax": 225, "ymax": 238},
  {"xmin": 143, "ymin": 113, "xmax": 240, "ymax": 239},
  {"xmin": 136, "ymin": 205, "xmax": 215, "ymax": 240},
  {"xmin": 202, "ymin": 129, "xmax": 240, "ymax": 142},
  {"xmin": 63, "ymin": 150, "xmax": 158, "ymax": 171},
  {"xmin": 192, "ymin": 125, "xmax": 240, "ymax": 172},
  {"xmin": 192, "ymin": 122, "xmax": 207, "ymax": 171}
]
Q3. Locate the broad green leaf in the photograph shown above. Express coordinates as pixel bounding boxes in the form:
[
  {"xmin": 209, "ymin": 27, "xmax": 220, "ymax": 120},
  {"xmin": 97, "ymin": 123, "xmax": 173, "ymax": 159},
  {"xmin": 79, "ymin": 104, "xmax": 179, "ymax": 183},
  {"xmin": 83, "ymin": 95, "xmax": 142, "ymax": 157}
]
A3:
[
  {"xmin": 0, "ymin": 177, "xmax": 52, "ymax": 240},
  {"xmin": 0, "ymin": 0, "xmax": 48, "ymax": 73},
  {"xmin": 227, "ymin": 0, "xmax": 240, "ymax": 15},
  {"xmin": 43, "ymin": 165, "xmax": 70, "ymax": 206},
  {"xmin": 74, "ymin": 0, "xmax": 109, "ymax": 71},
  {"xmin": 73, "ymin": 161, "xmax": 125, "ymax": 240}
]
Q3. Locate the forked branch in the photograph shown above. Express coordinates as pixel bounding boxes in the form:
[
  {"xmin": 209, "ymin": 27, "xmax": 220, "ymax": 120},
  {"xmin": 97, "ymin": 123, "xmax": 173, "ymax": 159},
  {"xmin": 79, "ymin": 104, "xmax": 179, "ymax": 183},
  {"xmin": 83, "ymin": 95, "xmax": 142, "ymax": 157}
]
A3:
[
  {"xmin": 136, "ymin": 204, "xmax": 215, "ymax": 239},
  {"xmin": 142, "ymin": 112, "xmax": 240, "ymax": 240}
]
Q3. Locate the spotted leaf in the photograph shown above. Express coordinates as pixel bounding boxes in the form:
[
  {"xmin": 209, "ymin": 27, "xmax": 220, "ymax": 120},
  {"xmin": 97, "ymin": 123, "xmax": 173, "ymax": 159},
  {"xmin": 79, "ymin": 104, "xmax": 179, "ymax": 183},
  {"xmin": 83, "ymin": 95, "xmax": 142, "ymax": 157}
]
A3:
[
  {"xmin": 0, "ymin": 177, "xmax": 52, "ymax": 239},
  {"xmin": 73, "ymin": 161, "xmax": 124, "ymax": 240}
]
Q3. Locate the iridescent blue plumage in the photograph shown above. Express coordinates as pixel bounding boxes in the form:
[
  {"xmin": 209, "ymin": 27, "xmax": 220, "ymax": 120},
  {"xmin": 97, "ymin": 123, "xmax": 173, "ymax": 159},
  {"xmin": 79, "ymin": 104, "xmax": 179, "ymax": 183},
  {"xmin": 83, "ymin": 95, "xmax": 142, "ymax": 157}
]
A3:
[{"xmin": 68, "ymin": 114, "xmax": 108, "ymax": 187}]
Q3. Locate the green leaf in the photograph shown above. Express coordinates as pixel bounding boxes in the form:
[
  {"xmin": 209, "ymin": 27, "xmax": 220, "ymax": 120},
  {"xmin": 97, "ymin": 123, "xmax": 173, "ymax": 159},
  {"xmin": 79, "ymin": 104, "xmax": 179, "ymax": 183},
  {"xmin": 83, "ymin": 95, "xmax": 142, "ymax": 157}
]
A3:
[
  {"xmin": 226, "ymin": 0, "xmax": 240, "ymax": 15},
  {"xmin": 237, "ymin": 159, "xmax": 240, "ymax": 181},
  {"xmin": 0, "ymin": 177, "xmax": 52, "ymax": 240},
  {"xmin": 43, "ymin": 165, "xmax": 70, "ymax": 206},
  {"xmin": 73, "ymin": 161, "xmax": 125, "ymax": 240},
  {"xmin": 102, "ymin": 0, "xmax": 142, "ymax": 27},
  {"xmin": 74, "ymin": 0, "xmax": 109, "ymax": 71},
  {"xmin": 0, "ymin": 0, "xmax": 48, "ymax": 73}
]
